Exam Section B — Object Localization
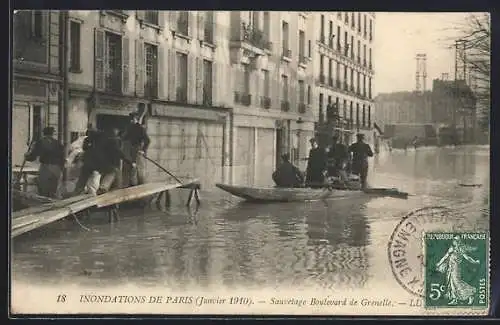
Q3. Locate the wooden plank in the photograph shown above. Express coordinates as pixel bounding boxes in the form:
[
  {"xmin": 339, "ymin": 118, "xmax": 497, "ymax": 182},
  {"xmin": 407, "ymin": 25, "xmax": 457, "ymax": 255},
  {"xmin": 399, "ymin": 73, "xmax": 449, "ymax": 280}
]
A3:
[{"xmin": 12, "ymin": 194, "xmax": 93, "ymax": 219}]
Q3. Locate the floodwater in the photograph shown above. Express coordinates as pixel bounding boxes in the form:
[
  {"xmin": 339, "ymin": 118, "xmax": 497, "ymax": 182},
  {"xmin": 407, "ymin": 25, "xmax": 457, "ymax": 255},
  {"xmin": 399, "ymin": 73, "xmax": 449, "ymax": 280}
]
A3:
[{"xmin": 11, "ymin": 146, "xmax": 490, "ymax": 292}]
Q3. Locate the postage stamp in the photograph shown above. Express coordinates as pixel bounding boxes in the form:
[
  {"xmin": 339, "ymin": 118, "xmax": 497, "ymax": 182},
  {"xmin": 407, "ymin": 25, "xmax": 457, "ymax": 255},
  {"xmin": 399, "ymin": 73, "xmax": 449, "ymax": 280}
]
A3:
[{"xmin": 424, "ymin": 232, "xmax": 489, "ymax": 308}]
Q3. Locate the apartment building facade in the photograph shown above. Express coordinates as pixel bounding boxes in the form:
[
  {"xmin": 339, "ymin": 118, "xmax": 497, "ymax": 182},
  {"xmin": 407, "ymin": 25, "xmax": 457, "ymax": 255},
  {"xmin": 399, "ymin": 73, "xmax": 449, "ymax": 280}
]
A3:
[
  {"xmin": 12, "ymin": 10, "xmax": 62, "ymax": 166},
  {"xmin": 310, "ymin": 12, "xmax": 376, "ymax": 148},
  {"xmin": 228, "ymin": 11, "xmax": 316, "ymax": 186},
  {"xmin": 13, "ymin": 10, "xmax": 315, "ymax": 188}
]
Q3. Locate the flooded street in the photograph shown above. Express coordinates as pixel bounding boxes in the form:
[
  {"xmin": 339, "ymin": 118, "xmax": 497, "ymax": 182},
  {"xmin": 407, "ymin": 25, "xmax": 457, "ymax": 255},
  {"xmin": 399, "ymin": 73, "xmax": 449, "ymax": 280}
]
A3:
[{"xmin": 11, "ymin": 146, "xmax": 490, "ymax": 293}]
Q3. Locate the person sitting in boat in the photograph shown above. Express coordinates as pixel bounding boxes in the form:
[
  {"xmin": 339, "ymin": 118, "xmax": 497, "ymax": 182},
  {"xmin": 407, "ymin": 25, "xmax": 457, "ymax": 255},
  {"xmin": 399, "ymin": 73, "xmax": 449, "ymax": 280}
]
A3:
[
  {"xmin": 96, "ymin": 127, "xmax": 136, "ymax": 195},
  {"xmin": 24, "ymin": 126, "xmax": 65, "ymax": 198},
  {"xmin": 272, "ymin": 153, "xmax": 304, "ymax": 188},
  {"xmin": 305, "ymin": 138, "xmax": 327, "ymax": 188},
  {"xmin": 348, "ymin": 133, "xmax": 374, "ymax": 189},
  {"xmin": 326, "ymin": 134, "xmax": 349, "ymax": 187}
]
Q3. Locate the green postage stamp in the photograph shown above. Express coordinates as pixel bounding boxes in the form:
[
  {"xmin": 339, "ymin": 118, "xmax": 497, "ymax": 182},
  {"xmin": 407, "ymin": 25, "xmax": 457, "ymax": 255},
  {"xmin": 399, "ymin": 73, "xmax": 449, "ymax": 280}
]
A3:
[{"xmin": 424, "ymin": 232, "xmax": 489, "ymax": 308}]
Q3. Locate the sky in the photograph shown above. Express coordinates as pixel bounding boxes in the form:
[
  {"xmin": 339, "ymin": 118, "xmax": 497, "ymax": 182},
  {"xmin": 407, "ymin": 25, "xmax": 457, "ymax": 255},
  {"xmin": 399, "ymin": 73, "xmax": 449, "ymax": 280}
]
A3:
[{"xmin": 373, "ymin": 12, "xmax": 471, "ymax": 95}]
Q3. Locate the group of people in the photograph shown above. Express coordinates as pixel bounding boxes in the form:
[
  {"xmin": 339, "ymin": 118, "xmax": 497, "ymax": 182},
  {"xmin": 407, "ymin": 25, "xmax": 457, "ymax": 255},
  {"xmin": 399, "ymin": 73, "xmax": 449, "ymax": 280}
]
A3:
[
  {"xmin": 23, "ymin": 110, "xmax": 151, "ymax": 199},
  {"xmin": 272, "ymin": 133, "xmax": 374, "ymax": 189}
]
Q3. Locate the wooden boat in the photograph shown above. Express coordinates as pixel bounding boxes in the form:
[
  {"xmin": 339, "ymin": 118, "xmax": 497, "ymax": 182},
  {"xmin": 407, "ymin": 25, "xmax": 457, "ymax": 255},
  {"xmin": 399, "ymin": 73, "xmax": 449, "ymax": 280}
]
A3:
[
  {"xmin": 11, "ymin": 179, "xmax": 200, "ymax": 239},
  {"xmin": 215, "ymin": 183, "xmax": 409, "ymax": 203}
]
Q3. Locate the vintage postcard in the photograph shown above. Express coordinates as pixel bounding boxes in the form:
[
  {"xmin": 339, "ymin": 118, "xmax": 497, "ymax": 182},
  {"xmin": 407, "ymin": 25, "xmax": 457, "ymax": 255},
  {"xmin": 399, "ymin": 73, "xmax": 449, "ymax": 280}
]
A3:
[{"xmin": 10, "ymin": 10, "xmax": 490, "ymax": 316}]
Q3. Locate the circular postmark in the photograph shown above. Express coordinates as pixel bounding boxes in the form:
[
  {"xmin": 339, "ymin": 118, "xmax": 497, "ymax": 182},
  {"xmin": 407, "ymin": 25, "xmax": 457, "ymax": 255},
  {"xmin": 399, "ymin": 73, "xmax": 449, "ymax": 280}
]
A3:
[{"xmin": 387, "ymin": 205, "xmax": 487, "ymax": 297}]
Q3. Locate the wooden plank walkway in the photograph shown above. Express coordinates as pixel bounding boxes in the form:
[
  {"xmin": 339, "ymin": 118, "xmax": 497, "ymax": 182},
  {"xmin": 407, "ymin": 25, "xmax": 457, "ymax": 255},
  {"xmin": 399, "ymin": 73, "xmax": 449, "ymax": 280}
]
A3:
[{"xmin": 11, "ymin": 179, "xmax": 200, "ymax": 239}]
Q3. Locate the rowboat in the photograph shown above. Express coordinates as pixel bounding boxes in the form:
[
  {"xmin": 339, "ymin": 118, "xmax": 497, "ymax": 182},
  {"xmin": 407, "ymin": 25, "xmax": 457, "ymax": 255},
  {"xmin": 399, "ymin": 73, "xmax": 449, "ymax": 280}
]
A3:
[{"xmin": 215, "ymin": 183, "xmax": 409, "ymax": 203}]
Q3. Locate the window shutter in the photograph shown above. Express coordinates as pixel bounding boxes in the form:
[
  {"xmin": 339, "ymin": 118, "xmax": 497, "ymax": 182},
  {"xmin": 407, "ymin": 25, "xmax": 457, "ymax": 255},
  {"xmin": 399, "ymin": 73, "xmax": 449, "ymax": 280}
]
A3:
[
  {"xmin": 168, "ymin": 11, "xmax": 177, "ymax": 31},
  {"xmin": 122, "ymin": 36, "xmax": 130, "ymax": 94},
  {"xmin": 158, "ymin": 44, "xmax": 166, "ymax": 99},
  {"xmin": 168, "ymin": 49, "xmax": 176, "ymax": 100},
  {"xmin": 135, "ymin": 39, "xmax": 144, "ymax": 97},
  {"xmin": 187, "ymin": 54, "xmax": 196, "ymax": 103},
  {"xmin": 158, "ymin": 11, "xmax": 165, "ymax": 30},
  {"xmin": 136, "ymin": 10, "xmax": 145, "ymax": 22},
  {"xmin": 94, "ymin": 28, "xmax": 105, "ymax": 91},
  {"xmin": 211, "ymin": 61, "xmax": 219, "ymax": 106},
  {"xmin": 188, "ymin": 11, "xmax": 195, "ymax": 36},
  {"xmin": 197, "ymin": 12, "xmax": 205, "ymax": 40},
  {"xmin": 196, "ymin": 57, "xmax": 203, "ymax": 104}
]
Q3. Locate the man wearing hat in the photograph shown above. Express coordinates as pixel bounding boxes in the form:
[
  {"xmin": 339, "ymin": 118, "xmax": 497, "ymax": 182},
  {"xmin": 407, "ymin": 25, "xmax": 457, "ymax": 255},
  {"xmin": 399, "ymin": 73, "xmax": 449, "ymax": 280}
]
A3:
[
  {"xmin": 305, "ymin": 138, "xmax": 327, "ymax": 188},
  {"xmin": 326, "ymin": 134, "xmax": 349, "ymax": 186},
  {"xmin": 348, "ymin": 133, "xmax": 374, "ymax": 189},
  {"xmin": 24, "ymin": 126, "xmax": 65, "ymax": 198},
  {"xmin": 272, "ymin": 153, "xmax": 304, "ymax": 188},
  {"xmin": 121, "ymin": 108, "xmax": 150, "ymax": 187}
]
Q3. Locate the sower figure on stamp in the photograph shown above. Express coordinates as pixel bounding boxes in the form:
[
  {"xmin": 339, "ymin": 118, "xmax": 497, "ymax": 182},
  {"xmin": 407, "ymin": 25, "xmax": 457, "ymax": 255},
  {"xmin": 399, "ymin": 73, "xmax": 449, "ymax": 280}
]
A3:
[
  {"xmin": 24, "ymin": 126, "xmax": 65, "ymax": 198},
  {"xmin": 348, "ymin": 133, "xmax": 374, "ymax": 189},
  {"xmin": 121, "ymin": 108, "xmax": 150, "ymax": 187},
  {"xmin": 436, "ymin": 236, "xmax": 480, "ymax": 305}
]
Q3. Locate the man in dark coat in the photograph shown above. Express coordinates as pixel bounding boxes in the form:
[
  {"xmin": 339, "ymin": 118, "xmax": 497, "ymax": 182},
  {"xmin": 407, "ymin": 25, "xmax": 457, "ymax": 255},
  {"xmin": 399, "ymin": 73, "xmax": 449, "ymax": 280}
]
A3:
[
  {"xmin": 272, "ymin": 153, "xmax": 304, "ymax": 188},
  {"xmin": 348, "ymin": 133, "xmax": 374, "ymax": 189},
  {"xmin": 121, "ymin": 111, "xmax": 150, "ymax": 187},
  {"xmin": 97, "ymin": 127, "xmax": 136, "ymax": 195},
  {"xmin": 24, "ymin": 126, "xmax": 65, "ymax": 198},
  {"xmin": 72, "ymin": 128, "xmax": 103, "ymax": 195},
  {"xmin": 305, "ymin": 138, "xmax": 327, "ymax": 188},
  {"xmin": 327, "ymin": 134, "xmax": 349, "ymax": 183}
]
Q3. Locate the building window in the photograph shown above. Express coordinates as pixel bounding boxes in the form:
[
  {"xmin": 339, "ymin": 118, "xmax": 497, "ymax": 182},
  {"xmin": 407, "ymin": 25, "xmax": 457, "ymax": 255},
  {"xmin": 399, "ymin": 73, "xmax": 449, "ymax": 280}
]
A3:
[
  {"xmin": 262, "ymin": 69, "xmax": 270, "ymax": 98},
  {"xmin": 368, "ymin": 105, "xmax": 371, "ymax": 127},
  {"xmin": 351, "ymin": 12, "xmax": 355, "ymax": 28},
  {"xmin": 343, "ymin": 64, "xmax": 347, "ymax": 90},
  {"xmin": 203, "ymin": 59, "xmax": 213, "ymax": 105},
  {"xmin": 328, "ymin": 21, "xmax": 333, "ymax": 46},
  {"xmin": 319, "ymin": 93, "xmax": 324, "ymax": 122},
  {"xmin": 357, "ymin": 13, "xmax": 361, "ymax": 33},
  {"xmin": 363, "ymin": 44, "xmax": 367, "ymax": 66},
  {"xmin": 307, "ymin": 85, "xmax": 311, "ymax": 105},
  {"xmin": 344, "ymin": 12, "xmax": 349, "ymax": 24},
  {"xmin": 336, "ymin": 26, "xmax": 341, "ymax": 50},
  {"xmin": 362, "ymin": 104, "xmax": 366, "ymax": 127},
  {"xmin": 350, "ymin": 69, "xmax": 354, "ymax": 91},
  {"xmin": 281, "ymin": 75, "xmax": 289, "ymax": 102},
  {"xmin": 144, "ymin": 11, "xmax": 159, "ymax": 25},
  {"xmin": 369, "ymin": 77, "xmax": 372, "ymax": 98},
  {"xmin": 104, "ymin": 32, "xmax": 122, "ymax": 93},
  {"xmin": 350, "ymin": 35, "xmax": 354, "ymax": 58},
  {"xmin": 32, "ymin": 10, "xmax": 43, "ymax": 39},
  {"xmin": 32, "ymin": 105, "xmax": 43, "ymax": 141},
  {"xmin": 263, "ymin": 12, "xmax": 271, "ymax": 41},
  {"xmin": 369, "ymin": 48, "xmax": 372, "ymax": 68},
  {"xmin": 363, "ymin": 75, "xmax": 367, "ymax": 96},
  {"xmin": 357, "ymin": 71, "xmax": 360, "ymax": 93},
  {"xmin": 369, "ymin": 19, "xmax": 373, "ymax": 40},
  {"xmin": 69, "ymin": 20, "xmax": 81, "ymax": 72},
  {"xmin": 204, "ymin": 11, "xmax": 214, "ymax": 44},
  {"xmin": 308, "ymin": 40, "xmax": 312, "ymax": 57},
  {"xmin": 356, "ymin": 103, "xmax": 360, "ymax": 126},
  {"xmin": 299, "ymin": 30, "xmax": 305, "ymax": 62},
  {"xmin": 282, "ymin": 21, "xmax": 290, "ymax": 57},
  {"xmin": 363, "ymin": 14, "xmax": 367, "ymax": 37},
  {"xmin": 177, "ymin": 11, "xmax": 189, "ymax": 35},
  {"xmin": 298, "ymin": 80, "xmax": 305, "ymax": 104},
  {"xmin": 243, "ymin": 63, "xmax": 250, "ymax": 94},
  {"xmin": 357, "ymin": 40, "xmax": 361, "ymax": 62},
  {"xmin": 144, "ymin": 43, "xmax": 158, "ymax": 98},
  {"xmin": 176, "ymin": 52, "xmax": 188, "ymax": 102},
  {"xmin": 320, "ymin": 55, "xmax": 325, "ymax": 80},
  {"xmin": 320, "ymin": 14, "xmax": 325, "ymax": 42},
  {"xmin": 349, "ymin": 101, "xmax": 353, "ymax": 125}
]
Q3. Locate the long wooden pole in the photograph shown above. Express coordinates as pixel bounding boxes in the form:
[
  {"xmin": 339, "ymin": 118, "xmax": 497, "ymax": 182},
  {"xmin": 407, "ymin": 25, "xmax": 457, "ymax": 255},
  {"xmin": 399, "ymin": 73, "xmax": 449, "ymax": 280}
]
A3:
[{"xmin": 140, "ymin": 153, "xmax": 183, "ymax": 184}]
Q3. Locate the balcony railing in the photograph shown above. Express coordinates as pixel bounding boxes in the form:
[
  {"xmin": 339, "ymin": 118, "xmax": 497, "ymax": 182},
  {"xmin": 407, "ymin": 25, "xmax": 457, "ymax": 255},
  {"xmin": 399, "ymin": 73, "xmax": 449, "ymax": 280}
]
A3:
[
  {"xmin": 260, "ymin": 96, "xmax": 271, "ymax": 109},
  {"xmin": 235, "ymin": 91, "xmax": 251, "ymax": 106},
  {"xmin": 240, "ymin": 23, "xmax": 272, "ymax": 51},
  {"xmin": 298, "ymin": 103, "xmax": 306, "ymax": 114},
  {"xmin": 281, "ymin": 101, "xmax": 290, "ymax": 112},
  {"xmin": 282, "ymin": 48, "xmax": 292, "ymax": 58},
  {"xmin": 319, "ymin": 74, "xmax": 325, "ymax": 84},
  {"xmin": 104, "ymin": 71, "xmax": 122, "ymax": 93},
  {"xmin": 176, "ymin": 87, "xmax": 188, "ymax": 103}
]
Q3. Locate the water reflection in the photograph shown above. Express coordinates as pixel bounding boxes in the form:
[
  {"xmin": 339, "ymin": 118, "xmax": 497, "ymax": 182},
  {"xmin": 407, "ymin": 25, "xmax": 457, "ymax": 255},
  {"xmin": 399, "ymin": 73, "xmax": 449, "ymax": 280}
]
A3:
[{"xmin": 12, "ymin": 146, "xmax": 489, "ymax": 293}]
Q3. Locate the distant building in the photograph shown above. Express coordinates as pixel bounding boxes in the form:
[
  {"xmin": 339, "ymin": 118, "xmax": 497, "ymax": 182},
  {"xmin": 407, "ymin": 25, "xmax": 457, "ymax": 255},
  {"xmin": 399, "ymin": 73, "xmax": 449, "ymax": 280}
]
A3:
[{"xmin": 310, "ymin": 12, "xmax": 376, "ymax": 148}]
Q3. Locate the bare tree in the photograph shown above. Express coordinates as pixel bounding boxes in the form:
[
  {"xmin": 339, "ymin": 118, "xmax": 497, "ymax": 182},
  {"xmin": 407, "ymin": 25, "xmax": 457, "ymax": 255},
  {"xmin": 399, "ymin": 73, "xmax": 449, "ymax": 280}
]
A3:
[{"xmin": 446, "ymin": 13, "xmax": 490, "ymax": 131}]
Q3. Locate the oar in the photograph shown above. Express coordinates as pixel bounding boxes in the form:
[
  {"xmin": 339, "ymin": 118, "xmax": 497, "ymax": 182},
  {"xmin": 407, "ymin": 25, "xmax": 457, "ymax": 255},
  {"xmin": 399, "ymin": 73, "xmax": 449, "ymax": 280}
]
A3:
[{"xmin": 140, "ymin": 153, "xmax": 183, "ymax": 184}]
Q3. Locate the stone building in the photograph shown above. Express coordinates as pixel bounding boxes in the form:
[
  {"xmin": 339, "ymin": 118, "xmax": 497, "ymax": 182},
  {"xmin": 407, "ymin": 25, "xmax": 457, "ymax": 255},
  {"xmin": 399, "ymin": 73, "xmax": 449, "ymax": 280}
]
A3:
[
  {"xmin": 12, "ymin": 10, "xmax": 316, "ymax": 189},
  {"xmin": 310, "ymin": 12, "xmax": 376, "ymax": 148},
  {"xmin": 12, "ymin": 10, "xmax": 62, "ymax": 166}
]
